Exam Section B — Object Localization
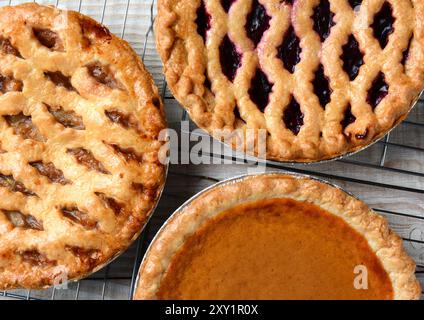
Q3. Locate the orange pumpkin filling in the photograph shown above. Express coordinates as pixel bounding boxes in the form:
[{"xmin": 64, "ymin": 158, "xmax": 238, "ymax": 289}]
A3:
[{"xmin": 157, "ymin": 198, "xmax": 394, "ymax": 300}]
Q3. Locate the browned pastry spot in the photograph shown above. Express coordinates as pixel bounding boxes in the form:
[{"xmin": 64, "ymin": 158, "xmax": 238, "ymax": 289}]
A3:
[
  {"xmin": 80, "ymin": 17, "xmax": 112, "ymax": 47},
  {"xmin": 0, "ymin": 37, "xmax": 22, "ymax": 57},
  {"xmin": 132, "ymin": 182, "xmax": 158, "ymax": 198},
  {"xmin": 0, "ymin": 3, "xmax": 166, "ymax": 290},
  {"xmin": 61, "ymin": 206, "xmax": 98, "ymax": 230},
  {"xmin": 65, "ymin": 245, "xmax": 102, "ymax": 269},
  {"xmin": 105, "ymin": 109, "xmax": 136, "ymax": 129},
  {"xmin": 0, "ymin": 75, "xmax": 23, "ymax": 93},
  {"xmin": 86, "ymin": 63, "xmax": 123, "ymax": 90},
  {"xmin": 95, "ymin": 192, "xmax": 123, "ymax": 215},
  {"xmin": 44, "ymin": 71, "xmax": 75, "ymax": 91},
  {"xmin": 19, "ymin": 250, "xmax": 55, "ymax": 267},
  {"xmin": 67, "ymin": 148, "xmax": 109, "ymax": 174},
  {"xmin": 4, "ymin": 113, "xmax": 44, "ymax": 141},
  {"xmin": 105, "ymin": 109, "xmax": 148, "ymax": 138},
  {"xmin": 4, "ymin": 210, "xmax": 43, "ymax": 230},
  {"xmin": 0, "ymin": 174, "xmax": 37, "ymax": 196},
  {"xmin": 47, "ymin": 105, "xmax": 85, "ymax": 130},
  {"xmin": 109, "ymin": 144, "xmax": 143, "ymax": 163},
  {"xmin": 30, "ymin": 161, "xmax": 70, "ymax": 185},
  {"xmin": 33, "ymin": 28, "xmax": 64, "ymax": 51}
]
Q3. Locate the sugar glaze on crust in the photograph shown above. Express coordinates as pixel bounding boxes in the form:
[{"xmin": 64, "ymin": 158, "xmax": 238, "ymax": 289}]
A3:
[
  {"xmin": 134, "ymin": 173, "xmax": 421, "ymax": 300},
  {"xmin": 0, "ymin": 3, "xmax": 167, "ymax": 289},
  {"xmin": 155, "ymin": 0, "xmax": 424, "ymax": 162}
]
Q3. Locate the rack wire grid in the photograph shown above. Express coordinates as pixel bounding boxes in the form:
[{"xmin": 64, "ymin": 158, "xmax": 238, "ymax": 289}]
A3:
[{"xmin": 1, "ymin": 0, "xmax": 424, "ymax": 300}]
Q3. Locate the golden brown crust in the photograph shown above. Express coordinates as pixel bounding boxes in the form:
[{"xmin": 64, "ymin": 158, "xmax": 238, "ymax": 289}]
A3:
[
  {"xmin": 134, "ymin": 173, "xmax": 421, "ymax": 300},
  {"xmin": 0, "ymin": 3, "xmax": 167, "ymax": 289},
  {"xmin": 155, "ymin": 0, "xmax": 424, "ymax": 162}
]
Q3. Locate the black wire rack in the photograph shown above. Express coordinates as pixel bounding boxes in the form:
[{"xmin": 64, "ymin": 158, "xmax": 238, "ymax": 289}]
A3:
[{"xmin": 0, "ymin": 0, "xmax": 423, "ymax": 300}]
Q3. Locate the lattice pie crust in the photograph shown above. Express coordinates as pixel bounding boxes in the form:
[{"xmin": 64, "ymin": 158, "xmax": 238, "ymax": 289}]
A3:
[
  {"xmin": 0, "ymin": 3, "xmax": 167, "ymax": 289},
  {"xmin": 156, "ymin": 0, "xmax": 424, "ymax": 162}
]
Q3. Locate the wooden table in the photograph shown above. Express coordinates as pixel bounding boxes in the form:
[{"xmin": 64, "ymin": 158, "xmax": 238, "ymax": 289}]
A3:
[{"xmin": 1, "ymin": 0, "xmax": 423, "ymax": 300}]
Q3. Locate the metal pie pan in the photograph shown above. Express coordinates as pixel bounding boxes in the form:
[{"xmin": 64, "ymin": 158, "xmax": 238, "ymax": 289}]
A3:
[
  {"xmin": 186, "ymin": 90, "xmax": 423, "ymax": 166},
  {"xmin": 132, "ymin": 170, "xmax": 372, "ymax": 299}
]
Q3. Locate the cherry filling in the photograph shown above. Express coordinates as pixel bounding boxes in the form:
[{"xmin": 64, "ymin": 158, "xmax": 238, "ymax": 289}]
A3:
[
  {"xmin": 277, "ymin": 26, "xmax": 302, "ymax": 74},
  {"xmin": 341, "ymin": 35, "xmax": 364, "ymax": 81},
  {"xmin": 402, "ymin": 35, "xmax": 413, "ymax": 67},
  {"xmin": 367, "ymin": 72, "xmax": 389, "ymax": 109},
  {"xmin": 282, "ymin": 0, "xmax": 293, "ymax": 4},
  {"xmin": 221, "ymin": 0, "xmax": 235, "ymax": 13},
  {"xmin": 219, "ymin": 35, "xmax": 242, "ymax": 82},
  {"xmin": 283, "ymin": 97, "xmax": 304, "ymax": 135},
  {"xmin": 312, "ymin": 64, "xmax": 332, "ymax": 109},
  {"xmin": 371, "ymin": 2, "xmax": 394, "ymax": 49},
  {"xmin": 341, "ymin": 104, "xmax": 356, "ymax": 130},
  {"xmin": 245, "ymin": 0, "xmax": 271, "ymax": 47},
  {"xmin": 312, "ymin": 0, "xmax": 336, "ymax": 43},
  {"xmin": 348, "ymin": 0, "xmax": 362, "ymax": 11},
  {"xmin": 196, "ymin": 1, "xmax": 211, "ymax": 43},
  {"xmin": 19, "ymin": 250, "xmax": 53, "ymax": 266},
  {"xmin": 248, "ymin": 68, "xmax": 273, "ymax": 112}
]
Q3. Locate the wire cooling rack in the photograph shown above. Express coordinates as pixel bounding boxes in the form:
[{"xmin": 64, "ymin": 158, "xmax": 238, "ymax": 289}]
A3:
[{"xmin": 1, "ymin": 0, "xmax": 423, "ymax": 300}]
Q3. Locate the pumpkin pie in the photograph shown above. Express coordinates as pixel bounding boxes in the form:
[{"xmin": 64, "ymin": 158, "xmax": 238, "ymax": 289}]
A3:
[{"xmin": 134, "ymin": 173, "xmax": 421, "ymax": 300}]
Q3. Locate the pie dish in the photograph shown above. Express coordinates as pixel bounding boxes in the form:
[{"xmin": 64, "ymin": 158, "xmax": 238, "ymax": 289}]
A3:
[
  {"xmin": 156, "ymin": 0, "xmax": 424, "ymax": 162},
  {"xmin": 0, "ymin": 3, "xmax": 167, "ymax": 289},
  {"xmin": 134, "ymin": 173, "xmax": 421, "ymax": 300}
]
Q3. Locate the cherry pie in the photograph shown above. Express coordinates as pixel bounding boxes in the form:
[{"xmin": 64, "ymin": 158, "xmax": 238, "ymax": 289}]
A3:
[
  {"xmin": 0, "ymin": 4, "xmax": 167, "ymax": 289},
  {"xmin": 156, "ymin": 0, "xmax": 424, "ymax": 162}
]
